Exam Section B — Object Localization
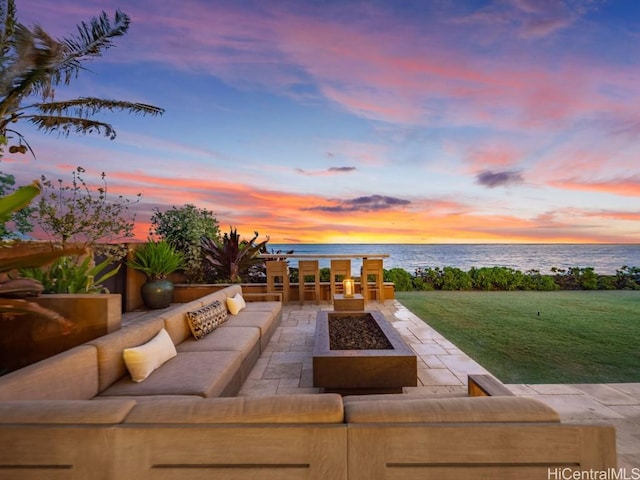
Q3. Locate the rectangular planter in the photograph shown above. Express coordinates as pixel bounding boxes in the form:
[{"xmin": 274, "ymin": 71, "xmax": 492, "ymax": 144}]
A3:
[
  {"xmin": 313, "ymin": 311, "xmax": 417, "ymax": 395},
  {"xmin": 0, "ymin": 294, "xmax": 121, "ymax": 374}
]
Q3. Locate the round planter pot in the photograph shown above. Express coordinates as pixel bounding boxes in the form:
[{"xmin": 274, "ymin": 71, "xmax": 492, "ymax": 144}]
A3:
[{"xmin": 141, "ymin": 279, "xmax": 174, "ymax": 309}]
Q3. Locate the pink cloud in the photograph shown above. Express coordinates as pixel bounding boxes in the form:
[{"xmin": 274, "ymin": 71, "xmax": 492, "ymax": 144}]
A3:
[
  {"xmin": 22, "ymin": 0, "xmax": 636, "ymax": 136},
  {"xmin": 464, "ymin": 142, "xmax": 525, "ymax": 170},
  {"xmin": 18, "ymin": 0, "xmax": 639, "ymax": 135}
]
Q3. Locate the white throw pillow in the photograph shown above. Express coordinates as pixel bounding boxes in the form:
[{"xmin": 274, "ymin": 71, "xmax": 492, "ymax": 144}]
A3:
[
  {"xmin": 226, "ymin": 293, "xmax": 246, "ymax": 315},
  {"xmin": 123, "ymin": 329, "xmax": 177, "ymax": 382}
]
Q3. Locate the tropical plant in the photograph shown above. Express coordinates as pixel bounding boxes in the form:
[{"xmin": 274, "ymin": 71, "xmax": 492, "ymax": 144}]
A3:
[
  {"xmin": 127, "ymin": 240, "xmax": 184, "ymax": 281},
  {"xmin": 34, "ymin": 166, "xmax": 139, "ymax": 261},
  {"xmin": 20, "ymin": 255, "xmax": 119, "ymax": 294},
  {"xmin": 201, "ymin": 228, "xmax": 269, "ymax": 283},
  {"xmin": 0, "ymin": 181, "xmax": 85, "ymax": 329},
  {"xmin": 0, "ymin": 168, "xmax": 33, "ymax": 239},
  {"xmin": 0, "ymin": 0, "xmax": 164, "ymax": 157},
  {"xmin": 0, "ymin": 178, "xmax": 38, "ymax": 222},
  {"xmin": 150, "ymin": 204, "xmax": 220, "ymax": 283}
]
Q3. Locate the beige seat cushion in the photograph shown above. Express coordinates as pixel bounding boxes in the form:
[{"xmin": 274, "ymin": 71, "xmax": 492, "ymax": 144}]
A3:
[
  {"xmin": 99, "ymin": 351, "xmax": 242, "ymax": 398},
  {"xmin": 125, "ymin": 394, "xmax": 344, "ymax": 424},
  {"xmin": 176, "ymin": 326, "xmax": 260, "ymax": 360},
  {"xmin": 0, "ymin": 400, "xmax": 136, "ymax": 424},
  {"xmin": 222, "ymin": 310, "xmax": 275, "ymax": 337},
  {"xmin": 345, "ymin": 396, "xmax": 560, "ymax": 423},
  {"xmin": 242, "ymin": 300, "xmax": 281, "ymax": 317}
]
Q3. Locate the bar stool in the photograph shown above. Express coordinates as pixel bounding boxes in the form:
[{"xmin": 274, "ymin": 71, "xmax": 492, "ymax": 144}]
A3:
[
  {"xmin": 330, "ymin": 259, "xmax": 351, "ymax": 299},
  {"xmin": 361, "ymin": 258, "xmax": 384, "ymax": 303},
  {"xmin": 266, "ymin": 260, "xmax": 289, "ymax": 304},
  {"xmin": 298, "ymin": 260, "xmax": 320, "ymax": 304}
]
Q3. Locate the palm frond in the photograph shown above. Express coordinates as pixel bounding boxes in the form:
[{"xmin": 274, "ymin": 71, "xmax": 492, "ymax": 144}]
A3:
[
  {"xmin": 35, "ymin": 97, "xmax": 165, "ymax": 118},
  {"xmin": 28, "ymin": 114, "xmax": 117, "ymax": 139},
  {"xmin": 0, "ymin": 0, "xmax": 17, "ymax": 57},
  {"xmin": 0, "ymin": 23, "xmax": 65, "ymax": 116},
  {"xmin": 48, "ymin": 10, "xmax": 130, "ymax": 88},
  {"xmin": 64, "ymin": 9, "xmax": 129, "ymax": 58},
  {"xmin": 28, "ymin": 114, "xmax": 116, "ymax": 138}
]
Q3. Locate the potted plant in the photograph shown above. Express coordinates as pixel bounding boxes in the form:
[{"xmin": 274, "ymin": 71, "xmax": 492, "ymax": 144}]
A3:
[{"xmin": 127, "ymin": 240, "xmax": 184, "ymax": 309}]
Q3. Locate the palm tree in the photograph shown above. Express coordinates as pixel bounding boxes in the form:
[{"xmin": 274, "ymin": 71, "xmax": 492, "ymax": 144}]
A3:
[{"xmin": 0, "ymin": 0, "xmax": 164, "ymax": 156}]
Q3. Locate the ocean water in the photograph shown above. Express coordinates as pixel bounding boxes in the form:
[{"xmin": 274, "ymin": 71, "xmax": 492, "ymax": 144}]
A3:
[{"xmin": 268, "ymin": 244, "xmax": 640, "ymax": 276}]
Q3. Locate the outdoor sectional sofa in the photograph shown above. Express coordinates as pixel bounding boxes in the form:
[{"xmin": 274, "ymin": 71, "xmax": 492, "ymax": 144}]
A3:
[{"xmin": 0, "ymin": 284, "xmax": 617, "ymax": 479}]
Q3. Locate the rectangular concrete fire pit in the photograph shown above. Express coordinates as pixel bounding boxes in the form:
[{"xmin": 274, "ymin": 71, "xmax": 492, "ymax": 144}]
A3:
[{"xmin": 313, "ymin": 311, "xmax": 417, "ymax": 395}]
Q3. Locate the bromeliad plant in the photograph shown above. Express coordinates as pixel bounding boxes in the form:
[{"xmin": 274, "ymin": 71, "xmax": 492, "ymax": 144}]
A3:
[{"xmin": 201, "ymin": 228, "xmax": 269, "ymax": 283}]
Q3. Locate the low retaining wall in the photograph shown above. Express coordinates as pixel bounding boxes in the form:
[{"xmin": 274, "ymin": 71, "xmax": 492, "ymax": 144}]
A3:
[{"xmin": 171, "ymin": 282, "xmax": 395, "ymax": 306}]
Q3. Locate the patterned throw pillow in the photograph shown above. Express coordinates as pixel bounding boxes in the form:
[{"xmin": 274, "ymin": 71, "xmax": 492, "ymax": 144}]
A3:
[{"xmin": 186, "ymin": 301, "xmax": 228, "ymax": 340}]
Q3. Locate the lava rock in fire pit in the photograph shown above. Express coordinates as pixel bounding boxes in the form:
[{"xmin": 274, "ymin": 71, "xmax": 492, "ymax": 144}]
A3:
[{"xmin": 328, "ymin": 315, "xmax": 393, "ymax": 350}]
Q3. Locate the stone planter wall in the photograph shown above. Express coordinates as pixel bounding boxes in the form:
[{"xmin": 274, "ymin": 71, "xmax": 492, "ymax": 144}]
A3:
[{"xmin": 0, "ymin": 294, "xmax": 121, "ymax": 374}]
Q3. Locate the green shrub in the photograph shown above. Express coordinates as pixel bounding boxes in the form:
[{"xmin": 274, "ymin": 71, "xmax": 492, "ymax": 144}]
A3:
[
  {"xmin": 598, "ymin": 275, "xmax": 617, "ymax": 290},
  {"xmin": 441, "ymin": 267, "xmax": 472, "ymax": 290},
  {"xmin": 384, "ymin": 267, "xmax": 413, "ymax": 291},
  {"xmin": 616, "ymin": 266, "xmax": 640, "ymax": 290},
  {"xmin": 150, "ymin": 204, "xmax": 219, "ymax": 283},
  {"xmin": 523, "ymin": 270, "xmax": 558, "ymax": 291}
]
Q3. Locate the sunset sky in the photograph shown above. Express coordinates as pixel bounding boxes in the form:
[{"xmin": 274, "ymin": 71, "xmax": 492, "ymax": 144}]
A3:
[{"xmin": 4, "ymin": 0, "xmax": 640, "ymax": 244}]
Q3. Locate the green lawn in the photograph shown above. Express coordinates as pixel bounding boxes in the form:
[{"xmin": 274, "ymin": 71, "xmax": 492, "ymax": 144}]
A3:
[{"xmin": 395, "ymin": 290, "xmax": 640, "ymax": 384}]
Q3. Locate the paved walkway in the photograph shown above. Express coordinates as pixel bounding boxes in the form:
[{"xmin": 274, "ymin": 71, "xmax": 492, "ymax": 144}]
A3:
[{"xmin": 238, "ymin": 300, "xmax": 640, "ymax": 469}]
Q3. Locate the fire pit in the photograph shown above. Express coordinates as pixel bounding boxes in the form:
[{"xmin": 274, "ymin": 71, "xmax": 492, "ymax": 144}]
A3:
[{"xmin": 313, "ymin": 311, "xmax": 417, "ymax": 394}]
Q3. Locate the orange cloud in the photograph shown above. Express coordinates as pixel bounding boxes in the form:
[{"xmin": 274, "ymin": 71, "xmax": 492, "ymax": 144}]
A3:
[{"xmin": 549, "ymin": 176, "xmax": 640, "ymax": 197}]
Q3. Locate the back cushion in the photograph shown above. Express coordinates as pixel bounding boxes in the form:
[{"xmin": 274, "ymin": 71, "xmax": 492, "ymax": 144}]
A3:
[
  {"xmin": 87, "ymin": 318, "xmax": 164, "ymax": 392},
  {"xmin": 164, "ymin": 285, "xmax": 242, "ymax": 345},
  {"xmin": 344, "ymin": 397, "xmax": 561, "ymax": 423},
  {"xmin": 125, "ymin": 394, "xmax": 345, "ymax": 424},
  {"xmin": 0, "ymin": 345, "xmax": 99, "ymax": 400},
  {"xmin": 197, "ymin": 284, "xmax": 242, "ymax": 306},
  {"xmin": 0, "ymin": 399, "xmax": 136, "ymax": 424}
]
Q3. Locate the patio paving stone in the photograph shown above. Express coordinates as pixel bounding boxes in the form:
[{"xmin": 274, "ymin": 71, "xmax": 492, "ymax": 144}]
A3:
[{"xmin": 573, "ymin": 384, "xmax": 640, "ymax": 406}]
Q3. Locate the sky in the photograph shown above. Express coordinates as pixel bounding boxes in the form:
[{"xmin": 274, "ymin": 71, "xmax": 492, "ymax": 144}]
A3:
[{"xmin": 4, "ymin": 0, "xmax": 640, "ymax": 244}]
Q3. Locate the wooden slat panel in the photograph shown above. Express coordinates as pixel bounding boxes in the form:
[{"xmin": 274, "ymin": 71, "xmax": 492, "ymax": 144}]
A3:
[
  {"xmin": 114, "ymin": 425, "xmax": 347, "ymax": 480},
  {"xmin": 0, "ymin": 427, "xmax": 113, "ymax": 480},
  {"xmin": 347, "ymin": 424, "xmax": 617, "ymax": 480}
]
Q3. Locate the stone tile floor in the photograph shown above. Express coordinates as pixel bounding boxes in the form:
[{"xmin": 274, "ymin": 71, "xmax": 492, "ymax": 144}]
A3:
[{"xmin": 238, "ymin": 300, "xmax": 640, "ymax": 469}]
